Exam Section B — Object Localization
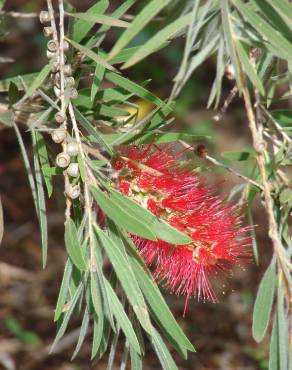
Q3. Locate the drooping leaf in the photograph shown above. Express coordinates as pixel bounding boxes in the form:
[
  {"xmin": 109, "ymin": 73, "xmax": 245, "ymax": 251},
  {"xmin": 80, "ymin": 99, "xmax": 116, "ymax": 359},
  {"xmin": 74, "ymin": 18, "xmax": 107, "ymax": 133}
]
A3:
[
  {"xmin": 94, "ymin": 225, "xmax": 153, "ymax": 335},
  {"xmin": 108, "ymin": 0, "xmax": 171, "ymax": 59},
  {"xmin": 252, "ymin": 258, "xmax": 276, "ymax": 342},
  {"xmin": 64, "ymin": 218, "xmax": 87, "ymax": 271}
]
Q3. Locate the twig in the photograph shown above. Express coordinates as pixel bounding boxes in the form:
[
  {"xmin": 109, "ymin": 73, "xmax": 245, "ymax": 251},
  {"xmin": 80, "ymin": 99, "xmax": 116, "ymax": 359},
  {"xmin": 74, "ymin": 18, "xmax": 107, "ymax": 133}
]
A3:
[
  {"xmin": 205, "ymin": 154, "xmax": 264, "ymax": 191},
  {"xmin": 178, "ymin": 139, "xmax": 263, "ymax": 190},
  {"xmin": 240, "ymin": 72, "xmax": 289, "ymax": 279},
  {"xmin": 68, "ymin": 103, "xmax": 96, "ymax": 272},
  {"xmin": 56, "ymin": 0, "xmax": 71, "ymax": 220},
  {"xmin": 0, "ymin": 10, "xmax": 38, "ymax": 18}
]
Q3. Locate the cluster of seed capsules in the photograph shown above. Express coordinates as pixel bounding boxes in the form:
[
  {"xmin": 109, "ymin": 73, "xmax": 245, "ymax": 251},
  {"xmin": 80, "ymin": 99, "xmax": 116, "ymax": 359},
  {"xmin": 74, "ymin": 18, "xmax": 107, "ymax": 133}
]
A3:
[{"xmin": 40, "ymin": 9, "xmax": 81, "ymax": 200}]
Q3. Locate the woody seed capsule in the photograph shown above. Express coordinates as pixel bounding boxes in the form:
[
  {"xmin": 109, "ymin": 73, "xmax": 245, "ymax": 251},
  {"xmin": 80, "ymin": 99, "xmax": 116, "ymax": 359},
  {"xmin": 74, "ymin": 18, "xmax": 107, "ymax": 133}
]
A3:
[
  {"xmin": 43, "ymin": 27, "xmax": 53, "ymax": 37},
  {"xmin": 66, "ymin": 184, "xmax": 80, "ymax": 199},
  {"xmin": 67, "ymin": 141, "xmax": 79, "ymax": 157},
  {"xmin": 56, "ymin": 152, "xmax": 70, "ymax": 168},
  {"xmin": 63, "ymin": 64, "xmax": 72, "ymax": 76},
  {"xmin": 51, "ymin": 128, "xmax": 67, "ymax": 144},
  {"xmin": 55, "ymin": 111, "xmax": 66, "ymax": 124},
  {"xmin": 39, "ymin": 10, "xmax": 50, "ymax": 24},
  {"xmin": 47, "ymin": 40, "xmax": 59, "ymax": 53},
  {"xmin": 67, "ymin": 163, "xmax": 79, "ymax": 177}
]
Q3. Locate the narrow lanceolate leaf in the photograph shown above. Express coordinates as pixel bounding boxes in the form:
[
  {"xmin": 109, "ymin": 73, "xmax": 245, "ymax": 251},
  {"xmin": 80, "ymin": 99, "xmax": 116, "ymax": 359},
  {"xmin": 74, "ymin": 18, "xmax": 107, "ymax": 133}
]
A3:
[
  {"xmin": 73, "ymin": 106, "xmax": 113, "ymax": 155},
  {"xmin": 91, "ymin": 62, "xmax": 105, "ymax": 102},
  {"xmin": 0, "ymin": 73, "xmax": 38, "ymax": 92},
  {"xmin": 104, "ymin": 279, "xmax": 141, "ymax": 354},
  {"xmin": 105, "ymin": 72, "xmax": 171, "ymax": 112},
  {"xmin": 122, "ymin": 12, "xmax": 192, "ymax": 69},
  {"xmin": 91, "ymin": 314, "xmax": 105, "ymax": 360},
  {"xmin": 269, "ymin": 312, "xmax": 279, "ymax": 370},
  {"xmin": 50, "ymin": 283, "xmax": 83, "ymax": 353},
  {"xmin": 151, "ymin": 328, "xmax": 178, "ymax": 370},
  {"xmin": 91, "ymin": 186, "xmax": 156, "ymax": 241},
  {"xmin": 67, "ymin": 12, "xmax": 129, "ymax": 28},
  {"xmin": 64, "ymin": 219, "xmax": 87, "ymax": 271},
  {"xmin": 0, "ymin": 196, "xmax": 3, "ymax": 245},
  {"xmin": 109, "ymin": 189, "xmax": 192, "ymax": 245},
  {"xmin": 54, "ymin": 259, "xmax": 73, "ymax": 321},
  {"xmin": 235, "ymin": 41, "xmax": 265, "ymax": 95},
  {"xmin": 34, "ymin": 132, "xmax": 53, "ymax": 197},
  {"xmin": 232, "ymin": 0, "xmax": 292, "ymax": 61},
  {"xmin": 130, "ymin": 345, "xmax": 142, "ymax": 370},
  {"xmin": 252, "ymin": 258, "xmax": 276, "ymax": 342},
  {"xmin": 72, "ymin": 308, "xmax": 90, "ymax": 360},
  {"xmin": 65, "ymin": 37, "xmax": 116, "ymax": 72},
  {"xmin": 32, "ymin": 132, "xmax": 48, "ymax": 268},
  {"xmin": 94, "ymin": 226, "xmax": 153, "ymax": 334},
  {"xmin": 221, "ymin": 0, "xmax": 242, "ymax": 90},
  {"xmin": 277, "ymin": 282, "xmax": 288, "ymax": 370},
  {"xmin": 19, "ymin": 59, "xmax": 54, "ymax": 102},
  {"xmin": 108, "ymin": 0, "xmax": 171, "ymax": 59},
  {"xmin": 73, "ymin": 0, "xmax": 109, "ymax": 42},
  {"xmin": 131, "ymin": 257, "xmax": 195, "ymax": 353}
]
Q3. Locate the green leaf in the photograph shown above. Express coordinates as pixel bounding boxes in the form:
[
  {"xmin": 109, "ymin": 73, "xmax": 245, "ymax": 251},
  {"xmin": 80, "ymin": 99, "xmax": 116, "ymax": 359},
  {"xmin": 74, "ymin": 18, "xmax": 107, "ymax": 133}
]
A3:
[
  {"xmin": 73, "ymin": 106, "xmax": 113, "ymax": 155},
  {"xmin": 252, "ymin": 258, "xmax": 276, "ymax": 342},
  {"xmin": 151, "ymin": 328, "xmax": 178, "ymax": 370},
  {"xmin": 221, "ymin": 150, "xmax": 256, "ymax": 161},
  {"xmin": 139, "ymin": 132, "xmax": 210, "ymax": 144},
  {"xmin": 109, "ymin": 189, "xmax": 192, "ymax": 245},
  {"xmin": 50, "ymin": 283, "xmax": 83, "ymax": 353},
  {"xmin": 8, "ymin": 82, "xmax": 21, "ymax": 105},
  {"xmin": 91, "ymin": 186, "xmax": 156, "ymax": 241},
  {"xmin": 232, "ymin": 0, "xmax": 292, "ymax": 60},
  {"xmin": 266, "ymin": 0, "xmax": 292, "ymax": 31},
  {"xmin": 91, "ymin": 314, "xmax": 106, "ymax": 360},
  {"xmin": 65, "ymin": 37, "xmax": 116, "ymax": 72},
  {"xmin": 235, "ymin": 41, "xmax": 265, "ymax": 95},
  {"xmin": 0, "ymin": 73, "xmax": 38, "ymax": 92},
  {"xmin": 20, "ymin": 59, "xmax": 54, "ymax": 102},
  {"xmin": 90, "ymin": 272, "xmax": 103, "ymax": 317},
  {"xmin": 0, "ymin": 110, "xmax": 13, "ymax": 127},
  {"xmin": 64, "ymin": 219, "xmax": 87, "ymax": 271},
  {"xmin": 104, "ymin": 279, "xmax": 141, "ymax": 354},
  {"xmin": 108, "ymin": 0, "xmax": 171, "ymax": 59},
  {"xmin": 105, "ymin": 72, "xmax": 171, "ymax": 112},
  {"xmin": 34, "ymin": 132, "xmax": 53, "ymax": 197},
  {"xmin": 277, "ymin": 282, "xmax": 288, "ymax": 370},
  {"xmin": 269, "ymin": 312, "xmax": 279, "ymax": 370},
  {"xmin": 54, "ymin": 259, "xmax": 73, "ymax": 321},
  {"xmin": 67, "ymin": 12, "xmax": 129, "ymax": 28},
  {"xmin": 221, "ymin": 0, "xmax": 242, "ymax": 90},
  {"xmin": 91, "ymin": 61, "xmax": 105, "ymax": 102},
  {"xmin": 32, "ymin": 131, "xmax": 48, "ymax": 268},
  {"xmin": 94, "ymin": 226, "xmax": 153, "ymax": 334},
  {"xmin": 72, "ymin": 308, "xmax": 90, "ymax": 359},
  {"xmin": 73, "ymin": 0, "xmax": 109, "ymax": 42},
  {"xmin": 122, "ymin": 12, "xmax": 192, "ymax": 68},
  {"xmin": 131, "ymin": 257, "xmax": 194, "ymax": 353}
]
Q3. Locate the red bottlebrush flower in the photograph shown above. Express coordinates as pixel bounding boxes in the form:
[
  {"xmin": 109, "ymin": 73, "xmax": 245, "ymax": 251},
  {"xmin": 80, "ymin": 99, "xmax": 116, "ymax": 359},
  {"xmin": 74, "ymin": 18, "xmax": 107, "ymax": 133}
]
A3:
[{"xmin": 114, "ymin": 144, "xmax": 251, "ymax": 314}]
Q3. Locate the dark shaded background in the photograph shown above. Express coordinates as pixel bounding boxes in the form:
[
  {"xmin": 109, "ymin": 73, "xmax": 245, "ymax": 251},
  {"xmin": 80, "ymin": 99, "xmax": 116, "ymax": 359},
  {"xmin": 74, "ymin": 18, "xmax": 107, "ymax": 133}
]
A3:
[{"xmin": 0, "ymin": 1, "xmax": 272, "ymax": 369}]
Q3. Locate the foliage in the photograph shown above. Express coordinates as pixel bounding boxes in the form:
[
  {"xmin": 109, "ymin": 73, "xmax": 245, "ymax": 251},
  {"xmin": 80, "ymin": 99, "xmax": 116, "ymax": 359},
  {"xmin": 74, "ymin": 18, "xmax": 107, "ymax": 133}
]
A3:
[{"xmin": 0, "ymin": 0, "xmax": 291, "ymax": 369}]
